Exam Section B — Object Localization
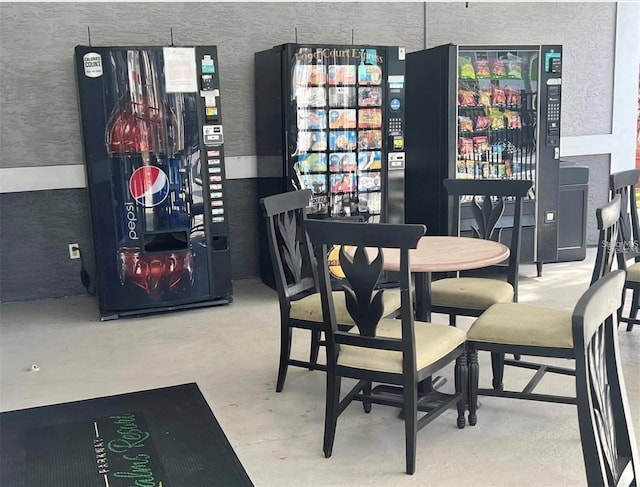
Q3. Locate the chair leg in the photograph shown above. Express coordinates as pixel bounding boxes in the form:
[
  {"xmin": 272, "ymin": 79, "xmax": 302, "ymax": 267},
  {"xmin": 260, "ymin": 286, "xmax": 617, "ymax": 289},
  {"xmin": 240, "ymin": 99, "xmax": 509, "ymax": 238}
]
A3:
[
  {"xmin": 276, "ymin": 325, "xmax": 293, "ymax": 393},
  {"xmin": 310, "ymin": 329, "xmax": 321, "ymax": 368},
  {"xmin": 467, "ymin": 345, "xmax": 478, "ymax": 426},
  {"xmin": 491, "ymin": 352, "xmax": 505, "ymax": 391},
  {"xmin": 627, "ymin": 289, "xmax": 639, "ymax": 332},
  {"xmin": 362, "ymin": 381, "xmax": 372, "ymax": 413},
  {"xmin": 403, "ymin": 382, "xmax": 418, "ymax": 475},
  {"xmin": 323, "ymin": 372, "xmax": 341, "ymax": 459},
  {"xmin": 455, "ymin": 353, "xmax": 468, "ymax": 429}
]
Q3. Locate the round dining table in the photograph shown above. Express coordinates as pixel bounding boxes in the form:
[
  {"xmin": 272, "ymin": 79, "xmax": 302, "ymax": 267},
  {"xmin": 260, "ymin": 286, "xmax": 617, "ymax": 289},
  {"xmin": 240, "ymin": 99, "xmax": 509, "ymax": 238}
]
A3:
[{"xmin": 377, "ymin": 235, "xmax": 511, "ymax": 322}]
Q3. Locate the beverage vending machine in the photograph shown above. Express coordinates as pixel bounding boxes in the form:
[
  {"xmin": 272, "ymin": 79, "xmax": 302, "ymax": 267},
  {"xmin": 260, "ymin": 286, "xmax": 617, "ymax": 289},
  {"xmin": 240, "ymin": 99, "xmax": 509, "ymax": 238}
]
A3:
[
  {"xmin": 255, "ymin": 43, "xmax": 407, "ymax": 288},
  {"xmin": 405, "ymin": 44, "xmax": 563, "ymax": 276},
  {"xmin": 75, "ymin": 45, "xmax": 232, "ymax": 320}
]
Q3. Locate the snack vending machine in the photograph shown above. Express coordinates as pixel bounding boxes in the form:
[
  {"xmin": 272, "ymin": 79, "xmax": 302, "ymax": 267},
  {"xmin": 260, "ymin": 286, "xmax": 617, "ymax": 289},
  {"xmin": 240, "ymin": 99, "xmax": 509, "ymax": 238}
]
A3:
[
  {"xmin": 75, "ymin": 45, "xmax": 232, "ymax": 320},
  {"xmin": 256, "ymin": 43, "xmax": 406, "ymax": 287},
  {"xmin": 405, "ymin": 44, "xmax": 562, "ymax": 275}
]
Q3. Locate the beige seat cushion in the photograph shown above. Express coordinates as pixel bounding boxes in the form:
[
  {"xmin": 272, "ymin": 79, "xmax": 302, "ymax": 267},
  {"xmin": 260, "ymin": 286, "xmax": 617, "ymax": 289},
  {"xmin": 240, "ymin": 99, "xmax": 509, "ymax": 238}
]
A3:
[
  {"xmin": 338, "ymin": 319, "xmax": 467, "ymax": 374},
  {"xmin": 627, "ymin": 262, "xmax": 640, "ymax": 282},
  {"xmin": 467, "ymin": 302, "xmax": 573, "ymax": 348},
  {"xmin": 290, "ymin": 289, "xmax": 401, "ymax": 325},
  {"xmin": 430, "ymin": 277, "xmax": 514, "ymax": 310}
]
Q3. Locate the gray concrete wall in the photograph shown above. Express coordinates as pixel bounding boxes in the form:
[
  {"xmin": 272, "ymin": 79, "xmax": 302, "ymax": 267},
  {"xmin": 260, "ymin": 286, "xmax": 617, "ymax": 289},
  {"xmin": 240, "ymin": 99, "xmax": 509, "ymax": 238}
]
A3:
[{"xmin": 0, "ymin": 2, "xmax": 620, "ymax": 301}]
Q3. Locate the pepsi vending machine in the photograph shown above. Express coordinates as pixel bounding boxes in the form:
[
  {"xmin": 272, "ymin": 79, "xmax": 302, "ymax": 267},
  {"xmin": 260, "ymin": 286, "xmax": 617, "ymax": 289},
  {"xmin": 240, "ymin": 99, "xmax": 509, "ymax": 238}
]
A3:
[{"xmin": 75, "ymin": 45, "xmax": 232, "ymax": 320}]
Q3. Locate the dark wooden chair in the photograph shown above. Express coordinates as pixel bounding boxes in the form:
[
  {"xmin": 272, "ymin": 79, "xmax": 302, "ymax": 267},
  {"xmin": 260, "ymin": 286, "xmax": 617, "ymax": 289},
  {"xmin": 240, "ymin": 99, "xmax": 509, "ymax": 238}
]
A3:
[
  {"xmin": 260, "ymin": 190, "xmax": 401, "ymax": 392},
  {"xmin": 465, "ymin": 195, "xmax": 621, "ymax": 419},
  {"xmin": 429, "ymin": 178, "xmax": 532, "ymax": 325},
  {"xmin": 304, "ymin": 219, "xmax": 468, "ymax": 475},
  {"xmin": 572, "ymin": 269, "xmax": 639, "ymax": 486},
  {"xmin": 610, "ymin": 169, "xmax": 640, "ymax": 331}
]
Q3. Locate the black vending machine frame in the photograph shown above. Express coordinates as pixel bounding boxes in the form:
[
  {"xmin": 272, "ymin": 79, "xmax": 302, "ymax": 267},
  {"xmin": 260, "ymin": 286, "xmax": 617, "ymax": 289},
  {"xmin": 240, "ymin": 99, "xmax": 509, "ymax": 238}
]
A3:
[
  {"xmin": 75, "ymin": 45, "xmax": 233, "ymax": 320},
  {"xmin": 256, "ymin": 43, "xmax": 406, "ymax": 289},
  {"xmin": 405, "ymin": 43, "xmax": 562, "ymax": 275}
]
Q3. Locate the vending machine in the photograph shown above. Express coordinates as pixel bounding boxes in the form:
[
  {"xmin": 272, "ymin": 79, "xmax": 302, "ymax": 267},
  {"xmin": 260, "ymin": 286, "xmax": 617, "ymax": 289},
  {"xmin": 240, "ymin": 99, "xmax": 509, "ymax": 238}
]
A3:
[
  {"xmin": 255, "ymin": 43, "xmax": 407, "ymax": 287},
  {"xmin": 75, "ymin": 45, "xmax": 232, "ymax": 320},
  {"xmin": 405, "ymin": 44, "xmax": 562, "ymax": 276}
]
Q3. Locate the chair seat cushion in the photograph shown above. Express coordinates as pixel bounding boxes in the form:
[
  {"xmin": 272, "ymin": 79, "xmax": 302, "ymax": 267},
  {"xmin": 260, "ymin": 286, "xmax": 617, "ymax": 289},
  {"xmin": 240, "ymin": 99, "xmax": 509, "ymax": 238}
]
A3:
[
  {"xmin": 337, "ymin": 319, "xmax": 467, "ymax": 374},
  {"xmin": 290, "ymin": 289, "xmax": 401, "ymax": 324},
  {"xmin": 627, "ymin": 262, "xmax": 640, "ymax": 282},
  {"xmin": 466, "ymin": 302, "xmax": 573, "ymax": 348},
  {"xmin": 430, "ymin": 277, "xmax": 514, "ymax": 310}
]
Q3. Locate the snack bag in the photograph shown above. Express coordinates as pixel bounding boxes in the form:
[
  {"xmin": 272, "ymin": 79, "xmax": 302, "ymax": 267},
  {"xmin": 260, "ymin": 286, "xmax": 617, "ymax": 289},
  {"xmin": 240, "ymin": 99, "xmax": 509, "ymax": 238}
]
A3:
[
  {"xmin": 504, "ymin": 110, "xmax": 522, "ymax": 129},
  {"xmin": 478, "ymin": 89, "xmax": 491, "ymax": 107},
  {"xmin": 489, "ymin": 108, "xmax": 505, "ymax": 130},
  {"xmin": 505, "ymin": 53, "xmax": 523, "ymax": 79},
  {"xmin": 475, "ymin": 115, "xmax": 491, "ymax": 131},
  {"xmin": 491, "ymin": 59, "xmax": 507, "ymax": 78},
  {"xmin": 328, "ymin": 109, "xmax": 357, "ymax": 129},
  {"xmin": 458, "ymin": 116, "xmax": 474, "ymax": 132},
  {"xmin": 474, "ymin": 59, "xmax": 490, "ymax": 79},
  {"xmin": 505, "ymin": 87, "xmax": 521, "ymax": 107},
  {"xmin": 472, "ymin": 135, "xmax": 489, "ymax": 154},
  {"xmin": 459, "ymin": 137, "xmax": 474, "ymax": 157},
  {"xmin": 459, "ymin": 56, "xmax": 476, "ymax": 79},
  {"xmin": 491, "ymin": 85, "xmax": 506, "ymax": 107},
  {"xmin": 458, "ymin": 89, "xmax": 476, "ymax": 107}
]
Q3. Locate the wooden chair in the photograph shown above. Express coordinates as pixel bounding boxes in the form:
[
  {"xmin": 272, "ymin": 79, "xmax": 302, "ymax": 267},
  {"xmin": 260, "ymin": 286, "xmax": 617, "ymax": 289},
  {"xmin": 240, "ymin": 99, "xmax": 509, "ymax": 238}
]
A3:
[
  {"xmin": 260, "ymin": 190, "xmax": 402, "ymax": 392},
  {"xmin": 573, "ymin": 269, "xmax": 639, "ymax": 486},
  {"xmin": 465, "ymin": 195, "xmax": 621, "ymax": 420},
  {"xmin": 610, "ymin": 169, "xmax": 640, "ymax": 331},
  {"xmin": 429, "ymin": 178, "xmax": 532, "ymax": 325},
  {"xmin": 304, "ymin": 219, "xmax": 468, "ymax": 475}
]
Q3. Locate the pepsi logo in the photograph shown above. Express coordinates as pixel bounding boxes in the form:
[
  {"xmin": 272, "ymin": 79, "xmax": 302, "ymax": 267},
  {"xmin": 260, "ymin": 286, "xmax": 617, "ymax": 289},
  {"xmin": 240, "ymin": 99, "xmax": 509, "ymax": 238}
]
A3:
[{"xmin": 129, "ymin": 166, "xmax": 169, "ymax": 207}]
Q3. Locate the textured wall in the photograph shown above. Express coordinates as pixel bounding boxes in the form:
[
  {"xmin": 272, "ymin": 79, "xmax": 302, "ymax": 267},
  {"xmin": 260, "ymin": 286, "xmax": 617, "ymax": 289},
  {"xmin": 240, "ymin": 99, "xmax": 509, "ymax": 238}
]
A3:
[
  {"xmin": 0, "ymin": 180, "xmax": 260, "ymax": 302},
  {"xmin": 0, "ymin": 2, "xmax": 425, "ymax": 169},
  {"xmin": 0, "ymin": 2, "xmax": 620, "ymax": 301},
  {"xmin": 425, "ymin": 2, "xmax": 616, "ymax": 136}
]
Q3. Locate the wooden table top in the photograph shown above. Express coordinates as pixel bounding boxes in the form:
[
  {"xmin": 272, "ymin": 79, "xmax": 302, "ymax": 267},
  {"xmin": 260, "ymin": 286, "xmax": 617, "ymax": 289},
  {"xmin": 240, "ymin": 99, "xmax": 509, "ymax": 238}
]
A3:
[{"xmin": 369, "ymin": 236, "xmax": 510, "ymax": 273}]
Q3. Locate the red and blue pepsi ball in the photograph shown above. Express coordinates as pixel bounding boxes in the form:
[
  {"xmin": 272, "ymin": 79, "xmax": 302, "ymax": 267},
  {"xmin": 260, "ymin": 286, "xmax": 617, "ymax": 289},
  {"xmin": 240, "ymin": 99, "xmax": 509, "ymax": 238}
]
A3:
[{"xmin": 129, "ymin": 166, "xmax": 169, "ymax": 207}]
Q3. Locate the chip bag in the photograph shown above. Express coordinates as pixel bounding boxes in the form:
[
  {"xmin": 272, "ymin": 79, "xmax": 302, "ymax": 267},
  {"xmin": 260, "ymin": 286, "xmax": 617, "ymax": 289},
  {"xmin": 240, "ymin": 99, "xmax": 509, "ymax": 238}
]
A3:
[
  {"xmin": 475, "ymin": 115, "xmax": 491, "ymax": 131},
  {"xmin": 459, "ymin": 56, "xmax": 476, "ymax": 79},
  {"xmin": 504, "ymin": 110, "xmax": 522, "ymax": 129},
  {"xmin": 491, "ymin": 85, "xmax": 506, "ymax": 107},
  {"xmin": 491, "ymin": 59, "xmax": 507, "ymax": 78},
  {"xmin": 458, "ymin": 116, "xmax": 474, "ymax": 132},
  {"xmin": 458, "ymin": 89, "xmax": 476, "ymax": 107},
  {"xmin": 478, "ymin": 89, "xmax": 491, "ymax": 107},
  {"xmin": 489, "ymin": 108, "xmax": 505, "ymax": 130},
  {"xmin": 459, "ymin": 137, "xmax": 474, "ymax": 157}
]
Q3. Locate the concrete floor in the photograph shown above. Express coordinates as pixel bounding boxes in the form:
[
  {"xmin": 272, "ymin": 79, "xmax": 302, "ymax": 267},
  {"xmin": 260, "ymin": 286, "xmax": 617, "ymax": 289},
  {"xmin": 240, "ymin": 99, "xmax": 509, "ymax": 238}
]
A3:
[{"xmin": 1, "ymin": 248, "xmax": 638, "ymax": 486}]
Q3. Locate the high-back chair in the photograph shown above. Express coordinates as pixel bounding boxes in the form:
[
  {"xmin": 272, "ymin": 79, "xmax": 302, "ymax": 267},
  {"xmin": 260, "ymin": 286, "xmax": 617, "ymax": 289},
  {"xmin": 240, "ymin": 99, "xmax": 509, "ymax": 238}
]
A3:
[
  {"xmin": 465, "ymin": 195, "xmax": 621, "ymax": 422},
  {"xmin": 572, "ymin": 269, "xmax": 639, "ymax": 486},
  {"xmin": 610, "ymin": 169, "xmax": 640, "ymax": 331},
  {"xmin": 429, "ymin": 178, "xmax": 532, "ymax": 325},
  {"xmin": 260, "ymin": 190, "xmax": 402, "ymax": 392},
  {"xmin": 304, "ymin": 219, "xmax": 468, "ymax": 475}
]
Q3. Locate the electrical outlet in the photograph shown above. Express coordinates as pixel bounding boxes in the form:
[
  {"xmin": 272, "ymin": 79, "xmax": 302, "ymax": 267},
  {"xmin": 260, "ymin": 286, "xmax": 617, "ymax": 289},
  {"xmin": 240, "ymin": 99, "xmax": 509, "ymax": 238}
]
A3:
[{"xmin": 68, "ymin": 243, "xmax": 80, "ymax": 260}]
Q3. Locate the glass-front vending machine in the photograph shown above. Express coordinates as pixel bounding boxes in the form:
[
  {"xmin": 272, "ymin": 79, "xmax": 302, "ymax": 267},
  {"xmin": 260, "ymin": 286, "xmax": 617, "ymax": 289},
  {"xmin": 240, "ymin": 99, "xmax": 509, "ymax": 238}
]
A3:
[
  {"xmin": 405, "ymin": 44, "xmax": 562, "ymax": 276},
  {"xmin": 255, "ymin": 43, "xmax": 406, "ymax": 288},
  {"xmin": 75, "ymin": 45, "xmax": 233, "ymax": 320}
]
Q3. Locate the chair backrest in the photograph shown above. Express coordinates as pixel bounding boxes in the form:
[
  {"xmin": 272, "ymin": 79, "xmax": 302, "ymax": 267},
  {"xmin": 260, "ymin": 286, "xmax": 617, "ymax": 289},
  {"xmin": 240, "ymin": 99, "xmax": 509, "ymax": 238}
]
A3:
[
  {"xmin": 572, "ymin": 269, "xmax": 639, "ymax": 487},
  {"xmin": 260, "ymin": 190, "xmax": 318, "ymax": 303},
  {"xmin": 610, "ymin": 169, "xmax": 640, "ymax": 270},
  {"xmin": 591, "ymin": 194, "xmax": 621, "ymax": 285},
  {"xmin": 304, "ymin": 220, "xmax": 425, "ymax": 373},
  {"xmin": 443, "ymin": 178, "xmax": 533, "ymax": 300}
]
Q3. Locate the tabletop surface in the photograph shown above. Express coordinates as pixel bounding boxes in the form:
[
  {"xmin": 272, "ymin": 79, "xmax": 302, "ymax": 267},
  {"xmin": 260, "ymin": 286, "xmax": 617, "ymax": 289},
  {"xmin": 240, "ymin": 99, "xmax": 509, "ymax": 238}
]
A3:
[{"xmin": 372, "ymin": 235, "xmax": 510, "ymax": 273}]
